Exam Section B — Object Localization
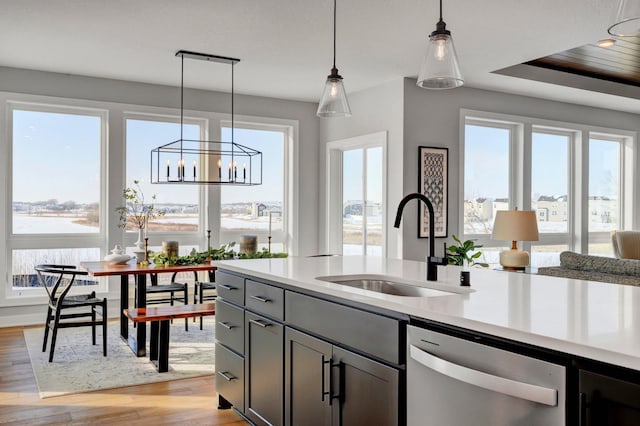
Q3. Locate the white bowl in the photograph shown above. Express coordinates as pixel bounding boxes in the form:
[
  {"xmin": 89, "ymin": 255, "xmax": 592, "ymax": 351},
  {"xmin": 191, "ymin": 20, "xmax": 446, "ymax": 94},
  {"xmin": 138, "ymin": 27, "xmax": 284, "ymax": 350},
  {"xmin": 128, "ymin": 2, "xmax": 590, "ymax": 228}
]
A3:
[{"xmin": 104, "ymin": 253, "xmax": 132, "ymax": 264}]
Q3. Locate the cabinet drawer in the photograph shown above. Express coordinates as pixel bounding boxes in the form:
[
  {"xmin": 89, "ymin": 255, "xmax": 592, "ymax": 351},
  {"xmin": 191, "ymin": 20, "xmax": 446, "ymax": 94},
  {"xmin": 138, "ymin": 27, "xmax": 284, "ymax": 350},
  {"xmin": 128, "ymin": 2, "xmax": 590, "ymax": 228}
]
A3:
[
  {"xmin": 215, "ymin": 299, "xmax": 244, "ymax": 355},
  {"xmin": 246, "ymin": 279, "xmax": 285, "ymax": 321},
  {"xmin": 285, "ymin": 291, "xmax": 401, "ymax": 364},
  {"xmin": 216, "ymin": 270, "xmax": 245, "ymax": 306},
  {"xmin": 215, "ymin": 342, "xmax": 245, "ymax": 412}
]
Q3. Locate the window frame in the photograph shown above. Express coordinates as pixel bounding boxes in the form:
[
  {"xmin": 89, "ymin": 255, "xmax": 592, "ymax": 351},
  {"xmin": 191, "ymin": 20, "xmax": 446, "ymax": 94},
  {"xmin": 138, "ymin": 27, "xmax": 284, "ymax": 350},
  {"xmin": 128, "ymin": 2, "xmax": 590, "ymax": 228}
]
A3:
[
  {"xmin": 4, "ymin": 98, "xmax": 108, "ymax": 303},
  {"xmin": 325, "ymin": 131, "xmax": 388, "ymax": 256},
  {"xmin": 460, "ymin": 109, "xmax": 636, "ymax": 265},
  {"xmin": 0, "ymin": 93, "xmax": 300, "ymax": 308},
  {"xmin": 218, "ymin": 117, "xmax": 299, "ymax": 255}
]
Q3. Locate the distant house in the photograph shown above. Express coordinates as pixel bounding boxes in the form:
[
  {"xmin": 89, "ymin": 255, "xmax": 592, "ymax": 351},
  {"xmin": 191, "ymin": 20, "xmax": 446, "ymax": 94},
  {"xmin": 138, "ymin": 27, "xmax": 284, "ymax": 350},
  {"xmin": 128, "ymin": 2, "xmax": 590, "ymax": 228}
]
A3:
[
  {"xmin": 343, "ymin": 200, "xmax": 382, "ymax": 218},
  {"xmin": 536, "ymin": 195, "xmax": 568, "ymax": 222}
]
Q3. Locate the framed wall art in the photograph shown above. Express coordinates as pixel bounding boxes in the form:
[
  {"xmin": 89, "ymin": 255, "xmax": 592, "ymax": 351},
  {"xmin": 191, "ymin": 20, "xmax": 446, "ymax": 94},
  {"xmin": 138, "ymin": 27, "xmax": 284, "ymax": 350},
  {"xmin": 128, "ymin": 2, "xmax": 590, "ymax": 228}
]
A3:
[{"xmin": 418, "ymin": 146, "xmax": 448, "ymax": 238}]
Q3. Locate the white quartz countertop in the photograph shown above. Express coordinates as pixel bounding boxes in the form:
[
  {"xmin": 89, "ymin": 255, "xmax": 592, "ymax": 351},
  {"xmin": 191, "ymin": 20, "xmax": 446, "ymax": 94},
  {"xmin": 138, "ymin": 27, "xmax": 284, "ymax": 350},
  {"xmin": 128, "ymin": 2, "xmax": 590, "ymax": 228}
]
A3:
[{"xmin": 215, "ymin": 256, "xmax": 640, "ymax": 371}]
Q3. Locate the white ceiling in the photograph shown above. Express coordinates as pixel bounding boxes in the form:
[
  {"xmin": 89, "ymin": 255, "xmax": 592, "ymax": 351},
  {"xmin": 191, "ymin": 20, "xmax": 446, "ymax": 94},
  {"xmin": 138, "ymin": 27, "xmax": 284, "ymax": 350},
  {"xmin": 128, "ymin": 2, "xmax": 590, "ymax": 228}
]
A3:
[{"xmin": 2, "ymin": 0, "xmax": 640, "ymax": 113}]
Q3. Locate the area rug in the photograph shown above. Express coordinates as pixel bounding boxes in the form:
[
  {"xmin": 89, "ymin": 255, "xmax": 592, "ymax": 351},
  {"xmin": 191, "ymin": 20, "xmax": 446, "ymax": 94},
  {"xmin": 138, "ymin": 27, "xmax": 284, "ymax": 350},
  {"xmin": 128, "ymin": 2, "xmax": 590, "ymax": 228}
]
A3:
[{"xmin": 24, "ymin": 318, "xmax": 215, "ymax": 398}]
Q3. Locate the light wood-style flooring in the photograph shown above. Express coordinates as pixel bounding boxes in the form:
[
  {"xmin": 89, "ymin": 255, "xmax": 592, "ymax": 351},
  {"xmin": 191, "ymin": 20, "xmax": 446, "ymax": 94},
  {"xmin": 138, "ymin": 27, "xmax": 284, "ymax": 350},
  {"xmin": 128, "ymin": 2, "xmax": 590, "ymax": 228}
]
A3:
[{"xmin": 0, "ymin": 325, "xmax": 248, "ymax": 425}]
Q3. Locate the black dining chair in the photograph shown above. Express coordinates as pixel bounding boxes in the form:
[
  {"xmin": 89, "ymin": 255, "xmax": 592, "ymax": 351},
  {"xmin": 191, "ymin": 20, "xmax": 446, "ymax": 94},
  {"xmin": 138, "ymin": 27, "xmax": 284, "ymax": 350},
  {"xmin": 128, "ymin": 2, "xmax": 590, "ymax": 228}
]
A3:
[
  {"xmin": 35, "ymin": 264, "xmax": 107, "ymax": 362},
  {"xmin": 193, "ymin": 270, "xmax": 216, "ymax": 329}
]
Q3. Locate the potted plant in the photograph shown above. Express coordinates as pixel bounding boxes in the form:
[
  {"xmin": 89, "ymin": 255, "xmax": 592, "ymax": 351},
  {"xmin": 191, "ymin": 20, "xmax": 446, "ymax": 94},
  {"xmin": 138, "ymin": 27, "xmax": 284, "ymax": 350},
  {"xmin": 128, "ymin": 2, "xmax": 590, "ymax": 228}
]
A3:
[
  {"xmin": 447, "ymin": 234, "xmax": 488, "ymax": 267},
  {"xmin": 115, "ymin": 180, "xmax": 164, "ymax": 252}
]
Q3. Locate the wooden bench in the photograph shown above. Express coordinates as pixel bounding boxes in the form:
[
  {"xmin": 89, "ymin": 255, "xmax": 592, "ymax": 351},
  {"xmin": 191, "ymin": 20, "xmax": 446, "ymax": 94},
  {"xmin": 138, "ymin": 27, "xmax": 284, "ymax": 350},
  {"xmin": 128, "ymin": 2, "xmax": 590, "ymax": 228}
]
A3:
[{"xmin": 124, "ymin": 303, "xmax": 215, "ymax": 372}]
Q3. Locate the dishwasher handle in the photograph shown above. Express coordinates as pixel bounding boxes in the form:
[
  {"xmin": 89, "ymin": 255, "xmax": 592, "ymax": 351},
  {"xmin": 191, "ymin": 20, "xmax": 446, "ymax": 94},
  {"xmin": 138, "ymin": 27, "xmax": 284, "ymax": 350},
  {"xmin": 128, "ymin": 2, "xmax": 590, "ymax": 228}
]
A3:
[{"xmin": 409, "ymin": 344, "xmax": 558, "ymax": 407}]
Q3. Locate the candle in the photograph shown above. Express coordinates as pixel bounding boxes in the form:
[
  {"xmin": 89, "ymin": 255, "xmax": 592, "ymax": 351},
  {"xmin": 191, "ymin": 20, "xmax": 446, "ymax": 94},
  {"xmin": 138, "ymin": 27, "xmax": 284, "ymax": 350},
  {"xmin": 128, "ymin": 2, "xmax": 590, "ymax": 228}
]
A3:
[
  {"xmin": 167, "ymin": 160, "xmax": 170, "ymax": 178},
  {"xmin": 218, "ymin": 159, "xmax": 221, "ymax": 179},
  {"xmin": 243, "ymin": 163, "xmax": 246, "ymax": 181},
  {"xmin": 193, "ymin": 160, "xmax": 196, "ymax": 178},
  {"xmin": 268, "ymin": 211, "xmax": 272, "ymax": 236}
]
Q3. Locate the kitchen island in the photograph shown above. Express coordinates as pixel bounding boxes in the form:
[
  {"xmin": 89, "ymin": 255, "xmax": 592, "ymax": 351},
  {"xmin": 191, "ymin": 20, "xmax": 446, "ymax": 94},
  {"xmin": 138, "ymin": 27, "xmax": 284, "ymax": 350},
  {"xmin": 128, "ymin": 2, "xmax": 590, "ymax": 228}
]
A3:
[{"xmin": 214, "ymin": 255, "xmax": 640, "ymax": 425}]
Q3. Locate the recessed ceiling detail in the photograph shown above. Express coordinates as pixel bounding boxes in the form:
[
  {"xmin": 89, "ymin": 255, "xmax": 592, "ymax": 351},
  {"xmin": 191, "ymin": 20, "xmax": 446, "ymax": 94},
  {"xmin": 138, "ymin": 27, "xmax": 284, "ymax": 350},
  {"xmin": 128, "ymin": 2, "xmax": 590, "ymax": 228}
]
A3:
[{"xmin": 524, "ymin": 37, "xmax": 640, "ymax": 87}]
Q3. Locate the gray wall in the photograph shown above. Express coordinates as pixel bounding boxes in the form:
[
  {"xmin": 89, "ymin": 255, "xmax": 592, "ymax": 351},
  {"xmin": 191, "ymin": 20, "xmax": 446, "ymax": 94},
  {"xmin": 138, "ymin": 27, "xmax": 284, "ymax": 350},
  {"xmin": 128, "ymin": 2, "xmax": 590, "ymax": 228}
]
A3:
[
  {"xmin": 318, "ymin": 79, "xmax": 405, "ymax": 258},
  {"xmin": 402, "ymin": 77, "xmax": 640, "ymax": 261},
  {"xmin": 0, "ymin": 66, "xmax": 319, "ymax": 325}
]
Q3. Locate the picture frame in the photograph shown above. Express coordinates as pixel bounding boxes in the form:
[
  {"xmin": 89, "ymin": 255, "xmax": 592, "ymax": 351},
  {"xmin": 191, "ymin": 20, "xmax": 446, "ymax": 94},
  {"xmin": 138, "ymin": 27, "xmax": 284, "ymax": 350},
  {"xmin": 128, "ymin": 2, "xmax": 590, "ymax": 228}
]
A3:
[{"xmin": 418, "ymin": 146, "xmax": 448, "ymax": 238}]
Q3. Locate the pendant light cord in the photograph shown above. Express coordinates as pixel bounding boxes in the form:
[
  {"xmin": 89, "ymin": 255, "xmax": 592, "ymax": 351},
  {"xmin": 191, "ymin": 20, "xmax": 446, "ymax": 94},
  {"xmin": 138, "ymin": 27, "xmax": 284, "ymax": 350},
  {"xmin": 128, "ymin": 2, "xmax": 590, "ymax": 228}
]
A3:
[
  {"xmin": 180, "ymin": 54, "xmax": 184, "ymax": 176},
  {"xmin": 439, "ymin": 0, "xmax": 443, "ymax": 22},
  {"xmin": 333, "ymin": 0, "xmax": 337, "ymax": 69}
]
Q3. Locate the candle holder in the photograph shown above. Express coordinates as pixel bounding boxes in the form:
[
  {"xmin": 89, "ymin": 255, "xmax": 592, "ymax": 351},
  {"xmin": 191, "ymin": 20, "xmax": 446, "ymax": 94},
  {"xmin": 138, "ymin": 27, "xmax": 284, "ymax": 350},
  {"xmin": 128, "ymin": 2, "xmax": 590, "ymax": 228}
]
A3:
[
  {"xmin": 206, "ymin": 229, "xmax": 211, "ymax": 262},
  {"xmin": 268, "ymin": 236, "xmax": 272, "ymax": 253},
  {"xmin": 144, "ymin": 237, "xmax": 149, "ymax": 263}
]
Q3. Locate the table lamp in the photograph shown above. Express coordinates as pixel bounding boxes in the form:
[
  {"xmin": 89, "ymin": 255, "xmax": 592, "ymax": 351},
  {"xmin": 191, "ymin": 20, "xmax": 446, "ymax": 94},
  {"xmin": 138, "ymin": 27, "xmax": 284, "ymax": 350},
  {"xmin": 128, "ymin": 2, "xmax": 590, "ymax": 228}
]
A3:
[{"xmin": 492, "ymin": 208, "xmax": 539, "ymax": 271}]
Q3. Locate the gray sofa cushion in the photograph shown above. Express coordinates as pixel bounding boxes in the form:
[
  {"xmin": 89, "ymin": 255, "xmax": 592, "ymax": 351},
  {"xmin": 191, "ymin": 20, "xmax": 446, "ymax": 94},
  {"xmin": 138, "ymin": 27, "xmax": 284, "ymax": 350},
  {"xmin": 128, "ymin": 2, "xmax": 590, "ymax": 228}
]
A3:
[
  {"xmin": 537, "ymin": 251, "xmax": 640, "ymax": 286},
  {"xmin": 559, "ymin": 251, "xmax": 640, "ymax": 276}
]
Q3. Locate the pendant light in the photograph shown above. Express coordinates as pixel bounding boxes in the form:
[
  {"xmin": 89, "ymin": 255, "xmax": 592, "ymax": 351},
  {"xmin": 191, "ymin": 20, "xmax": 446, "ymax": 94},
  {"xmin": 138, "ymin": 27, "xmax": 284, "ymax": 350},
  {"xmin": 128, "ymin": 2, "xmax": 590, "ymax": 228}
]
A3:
[
  {"xmin": 416, "ymin": 0, "xmax": 464, "ymax": 90},
  {"xmin": 151, "ymin": 50, "xmax": 262, "ymax": 185},
  {"xmin": 608, "ymin": 0, "xmax": 640, "ymax": 37},
  {"xmin": 317, "ymin": 0, "xmax": 352, "ymax": 118}
]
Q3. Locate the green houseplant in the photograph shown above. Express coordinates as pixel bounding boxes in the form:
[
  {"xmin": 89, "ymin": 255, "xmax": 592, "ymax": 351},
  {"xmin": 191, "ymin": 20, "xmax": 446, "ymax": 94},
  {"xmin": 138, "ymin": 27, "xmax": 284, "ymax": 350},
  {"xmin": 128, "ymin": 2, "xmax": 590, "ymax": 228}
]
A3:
[{"xmin": 446, "ymin": 234, "xmax": 488, "ymax": 268}]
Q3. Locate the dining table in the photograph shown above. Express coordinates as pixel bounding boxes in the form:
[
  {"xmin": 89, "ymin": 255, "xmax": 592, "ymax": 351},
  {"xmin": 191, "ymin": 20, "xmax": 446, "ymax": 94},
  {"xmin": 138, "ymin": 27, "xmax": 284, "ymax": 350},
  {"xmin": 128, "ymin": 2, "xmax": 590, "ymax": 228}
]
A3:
[{"xmin": 80, "ymin": 260, "xmax": 217, "ymax": 357}]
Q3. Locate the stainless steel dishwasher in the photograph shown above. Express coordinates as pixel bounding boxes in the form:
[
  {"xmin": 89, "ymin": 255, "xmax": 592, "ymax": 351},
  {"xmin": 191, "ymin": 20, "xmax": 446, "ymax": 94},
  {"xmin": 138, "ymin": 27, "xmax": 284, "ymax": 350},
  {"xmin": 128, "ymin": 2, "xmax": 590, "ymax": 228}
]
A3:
[{"xmin": 407, "ymin": 325, "xmax": 566, "ymax": 425}]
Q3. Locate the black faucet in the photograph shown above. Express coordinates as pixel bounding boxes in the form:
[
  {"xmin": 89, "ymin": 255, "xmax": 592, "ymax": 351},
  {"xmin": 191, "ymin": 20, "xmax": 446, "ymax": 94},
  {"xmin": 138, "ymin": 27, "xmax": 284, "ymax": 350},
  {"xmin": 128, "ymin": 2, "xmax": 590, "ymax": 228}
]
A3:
[{"xmin": 394, "ymin": 193, "xmax": 448, "ymax": 281}]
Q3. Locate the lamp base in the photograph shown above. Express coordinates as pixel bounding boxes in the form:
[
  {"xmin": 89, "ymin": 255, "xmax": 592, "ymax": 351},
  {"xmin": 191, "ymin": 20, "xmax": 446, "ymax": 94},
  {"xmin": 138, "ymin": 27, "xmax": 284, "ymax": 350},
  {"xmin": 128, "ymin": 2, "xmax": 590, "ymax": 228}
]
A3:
[{"xmin": 499, "ymin": 249, "xmax": 529, "ymax": 271}]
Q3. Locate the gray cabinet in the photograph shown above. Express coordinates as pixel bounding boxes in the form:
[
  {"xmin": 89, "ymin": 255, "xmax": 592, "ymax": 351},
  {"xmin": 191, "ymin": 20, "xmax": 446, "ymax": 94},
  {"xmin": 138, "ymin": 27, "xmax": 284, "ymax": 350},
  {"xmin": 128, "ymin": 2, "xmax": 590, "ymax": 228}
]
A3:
[
  {"xmin": 245, "ymin": 311, "xmax": 284, "ymax": 426},
  {"xmin": 332, "ymin": 346, "xmax": 399, "ymax": 426},
  {"xmin": 285, "ymin": 328, "xmax": 333, "ymax": 426},
  {"xmin": 285, "ymin": 325, "xmax": 400, "ymax": 426},
  {"xmin": 215, "ymin": 269, "xmax": 404, "ymax": 426}
]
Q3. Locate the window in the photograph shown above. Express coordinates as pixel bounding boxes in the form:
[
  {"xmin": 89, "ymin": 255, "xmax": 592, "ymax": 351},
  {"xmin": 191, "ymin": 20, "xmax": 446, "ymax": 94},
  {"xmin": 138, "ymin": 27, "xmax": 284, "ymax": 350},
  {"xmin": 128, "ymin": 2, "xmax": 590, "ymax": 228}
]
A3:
[
  {"xmin": 463, "ymin": 123, "xmax": 511, "ymax": 235},
  {"xmin": 531, "ymin": 130, "xmax": 569, "ymax": 234},
  {"xmin": 326, "ymin": 132, "xmax": 387, "ymax": 257},
  {"xmin": 342, "ymin": 146, "xmax": 383, "ymax": 256},
  {"xmin": 9, "ymin": 103, "xmax": 106, "ymax": 299},
  {"xmin": 588, "ymin": 136, "xmax": 621, "ymax": 256},
  {"xmin": 220, "ymin": 125, "xmax": 287, "ymax": 253},
  {"xmin": 462, "ymin": 110, "xmax": 632, "ymax": 267},
  {"xmin": 125, "ymin": 117, "xmax": 202, "ymax": 235}
]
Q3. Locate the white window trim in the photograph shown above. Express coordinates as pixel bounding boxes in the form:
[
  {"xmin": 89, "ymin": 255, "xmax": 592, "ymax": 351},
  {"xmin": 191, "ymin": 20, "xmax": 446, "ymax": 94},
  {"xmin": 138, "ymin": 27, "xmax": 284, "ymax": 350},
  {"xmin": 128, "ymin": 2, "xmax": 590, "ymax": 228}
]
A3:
[
  {"xmin": 460, "ymin": 108, "xmax": 636, "ymax": 258},
  {"xmin": 3, "ymin": 98, "xmax": 108, "ymax": 304},
  {"xmin": 325, "ymin": 131, "xmax": 388, "ymax": 256},
  {"xmin": 0, "ymin": 91, "xmax": 300, "ymax": 308},
  {"xmin": 218, "ymin": 116, "xmax": 299, "ymax": 255}
]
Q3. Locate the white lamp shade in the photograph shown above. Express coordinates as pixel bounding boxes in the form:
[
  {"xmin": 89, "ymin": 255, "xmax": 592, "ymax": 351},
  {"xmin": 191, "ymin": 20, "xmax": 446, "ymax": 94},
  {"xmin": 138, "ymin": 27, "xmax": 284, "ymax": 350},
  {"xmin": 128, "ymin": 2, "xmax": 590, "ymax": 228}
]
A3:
[
  {"xmin": 417, "ymin": 33, "xmax": 464, "ymax": 90},
  {"xmin": 608, "ymin": 0, "xmax": 640, "ymax": 36},
  {"xmin": 317, "ymin": 76, "xmax": 352, "ymax": 118},
  {"xmin": 492, "ymin": 210, "xmax": 539, "ymax": 242}
]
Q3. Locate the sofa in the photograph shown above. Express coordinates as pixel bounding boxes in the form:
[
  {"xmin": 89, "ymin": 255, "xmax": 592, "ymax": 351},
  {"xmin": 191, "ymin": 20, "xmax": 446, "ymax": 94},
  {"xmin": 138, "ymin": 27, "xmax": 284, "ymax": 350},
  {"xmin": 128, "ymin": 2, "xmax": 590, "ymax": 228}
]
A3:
[{"xmin": 537, "ymin": 251, "xmax": 640, "ymax": 286}]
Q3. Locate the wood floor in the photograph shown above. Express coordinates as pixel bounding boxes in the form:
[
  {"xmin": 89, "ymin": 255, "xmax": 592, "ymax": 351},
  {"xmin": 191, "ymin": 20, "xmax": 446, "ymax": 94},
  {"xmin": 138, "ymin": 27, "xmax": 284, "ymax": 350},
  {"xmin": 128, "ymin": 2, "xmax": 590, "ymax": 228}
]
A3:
[{"xmin": 0, "ymin": 325, "xmax": 248, "ymax": 425}]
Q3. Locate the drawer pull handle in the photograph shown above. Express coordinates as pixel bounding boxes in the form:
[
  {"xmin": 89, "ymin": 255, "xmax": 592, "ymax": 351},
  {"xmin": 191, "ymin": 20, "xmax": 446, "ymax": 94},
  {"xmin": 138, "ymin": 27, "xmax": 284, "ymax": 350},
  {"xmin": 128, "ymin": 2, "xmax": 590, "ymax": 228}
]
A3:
[
  {"xmin": 249, "ymin": 318, "xmax": 272, "ymax": 328},
  {"xmin": 218, "ymin": 284, "xmax": 236, "ymax": 291},
  {"xmin": 217, "ymin": 371, "xmax": 236, "ymax": 381},
  {"xmin": 250, "ymin": 295, "xmax": 271, "ymax": 303},
  {"xmin": 218, "ymin": 321, "xmax": 235, "ymax": 330}
]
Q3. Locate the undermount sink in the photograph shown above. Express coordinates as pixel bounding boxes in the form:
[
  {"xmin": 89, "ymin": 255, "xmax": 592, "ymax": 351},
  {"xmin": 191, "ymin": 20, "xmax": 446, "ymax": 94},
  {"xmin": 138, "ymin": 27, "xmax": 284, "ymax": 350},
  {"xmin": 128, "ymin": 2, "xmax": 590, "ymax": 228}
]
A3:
[{"xmin": 315, "ymin": 274, "xmax": 472, "ymax": 297}]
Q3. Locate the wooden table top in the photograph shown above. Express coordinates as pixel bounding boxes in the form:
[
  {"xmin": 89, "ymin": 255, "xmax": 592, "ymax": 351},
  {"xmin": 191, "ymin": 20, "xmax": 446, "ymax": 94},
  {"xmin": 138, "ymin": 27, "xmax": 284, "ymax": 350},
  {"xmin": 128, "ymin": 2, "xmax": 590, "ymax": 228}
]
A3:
[{"xmin": 80, "ymin": 260, "xmax": 217, "ymax": 277}]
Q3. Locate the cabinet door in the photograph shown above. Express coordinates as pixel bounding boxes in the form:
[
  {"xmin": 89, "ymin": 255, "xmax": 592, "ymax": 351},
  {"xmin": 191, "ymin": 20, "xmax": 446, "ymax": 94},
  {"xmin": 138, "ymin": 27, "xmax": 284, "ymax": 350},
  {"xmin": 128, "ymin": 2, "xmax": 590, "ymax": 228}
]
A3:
[
  {"xmin": 580, "ymin": 369, "xmax": 640, "ymax": 425},
  {"xmin": 284, "ymin": 327, "xmax": 332, "ymax": 426},
  {"xmin": 332, "ymin": 346, "xmax": 399, "ymax": 426},
  {"xmin": 245, "ymin": 311, "xmax": 284, "ymax": 426}
]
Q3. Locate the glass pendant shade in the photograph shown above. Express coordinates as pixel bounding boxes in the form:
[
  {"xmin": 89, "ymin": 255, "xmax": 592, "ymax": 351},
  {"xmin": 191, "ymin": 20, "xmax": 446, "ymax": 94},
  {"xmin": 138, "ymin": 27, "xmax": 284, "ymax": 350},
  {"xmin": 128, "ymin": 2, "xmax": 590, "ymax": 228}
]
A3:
[
  {"xmin": 317, "ymin": 71, "xmax": 352, "ymax": 118},
  {"xmin": 417, "ymin": 32, "xmax": 464, "ymax": 89},
  {"xmin": 608, "ymin": 0, "xmax": 640, "ymax": 36}
]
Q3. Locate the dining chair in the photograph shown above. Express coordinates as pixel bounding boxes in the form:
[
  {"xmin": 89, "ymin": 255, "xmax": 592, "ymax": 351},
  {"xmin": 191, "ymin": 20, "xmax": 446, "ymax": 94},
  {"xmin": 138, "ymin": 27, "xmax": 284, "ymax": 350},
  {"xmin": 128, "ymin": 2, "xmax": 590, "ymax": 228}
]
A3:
[
  {"xmin": 193, "ymin": 270, "xmax": 216, "ymax": 329},
  {"xmin": 35, "ymin": 264, "xmax": 107, "ymax": 362}
]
